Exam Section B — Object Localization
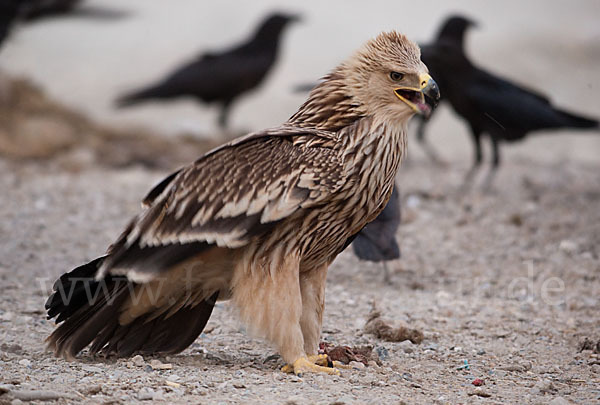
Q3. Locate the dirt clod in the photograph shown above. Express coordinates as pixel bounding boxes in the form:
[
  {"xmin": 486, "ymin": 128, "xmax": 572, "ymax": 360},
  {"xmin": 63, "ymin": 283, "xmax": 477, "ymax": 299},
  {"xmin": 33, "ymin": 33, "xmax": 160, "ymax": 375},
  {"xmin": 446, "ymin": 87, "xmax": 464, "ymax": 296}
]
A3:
[{"xmin": 364, "ymin": 309, "xmax": 424, "ymax": 344}]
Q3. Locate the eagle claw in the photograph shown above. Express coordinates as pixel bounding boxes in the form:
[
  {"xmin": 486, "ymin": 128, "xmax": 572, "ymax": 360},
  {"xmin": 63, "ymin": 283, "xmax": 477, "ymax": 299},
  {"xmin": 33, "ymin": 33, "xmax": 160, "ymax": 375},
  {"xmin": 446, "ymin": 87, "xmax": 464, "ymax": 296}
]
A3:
[{"xmin": 281, "ymin": 355, "xmax": 340, "ymax": 376}]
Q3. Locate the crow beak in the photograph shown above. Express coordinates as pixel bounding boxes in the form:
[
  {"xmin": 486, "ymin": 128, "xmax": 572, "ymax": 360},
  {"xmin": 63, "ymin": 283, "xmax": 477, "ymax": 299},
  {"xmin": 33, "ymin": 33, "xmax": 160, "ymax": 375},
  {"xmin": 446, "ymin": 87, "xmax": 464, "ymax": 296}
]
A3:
[
  {"xmin": 394, "ymin": 73, "xmax": 440, "ymax": 117},
  {"xmin": 288, "ymin": 14, "xmax": 302, "ymax": 23}
]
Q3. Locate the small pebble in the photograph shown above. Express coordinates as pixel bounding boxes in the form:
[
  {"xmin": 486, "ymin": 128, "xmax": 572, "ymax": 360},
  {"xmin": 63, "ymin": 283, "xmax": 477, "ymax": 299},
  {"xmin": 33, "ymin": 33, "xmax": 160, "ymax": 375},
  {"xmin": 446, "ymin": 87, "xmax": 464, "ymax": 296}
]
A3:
[
  {"xmin": 349, "ymin": 361, "xmax": 365, "ymax": 370},
  {"xmin": 398, "ymin": 340, "xmax": 414, "ymax": 353},
  {"xmin": 559, "ymin": 240, "xmax": 578, "ymax": 254},
  {"xmin": 150, "ymin": 359, "xmax": 172, "ymax": 370},
  {"xmin": 137, "ymin": 387, "xmax": 155, "ymax": 401},
  {"xmin": 0, "ymin": 312, "xmax": 14, "ymax": 321},
  {"xmin": 132, "ymin": 355, "xmax": 145, "ymax": 367},
  {"xmin": 81, "ymin": 365, "xmax": 102, "ymax": 373},
  {"xmin": 232, "ymin": 381, "xmax": 246, "ymax": 389},
  {"xmin": 375, "ymin": 346, "xmax": 389, "ymax": 361},
  {"xmin": 468, "ymin": 388, "xmax": 491, "ymax": 398},
  {"xmin": 165, "ymin": 380, "xmax": 181, "ymax": 389},
  {"xmin": 18, "ymin": 359, "xmax": 31, "ymax": 368},
  {"xmin": 549, "ymin": 397, "xmax": 570, "ymax": 405}
]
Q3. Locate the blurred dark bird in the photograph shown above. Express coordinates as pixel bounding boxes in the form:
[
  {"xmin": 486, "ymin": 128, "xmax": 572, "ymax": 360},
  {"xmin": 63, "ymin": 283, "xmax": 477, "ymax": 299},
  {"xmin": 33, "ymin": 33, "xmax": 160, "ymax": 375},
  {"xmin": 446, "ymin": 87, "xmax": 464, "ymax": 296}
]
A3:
[
  {"xmin": 351, "ymin": 186, "xmax": 401, "ymax": 284},
  {"xmin": 116, "ymin": 12, "xmax": 300, "ymax": 129},
  {"xmin": 418, "ymin": 15, "xmax": 599, "ymax": 186},
  {"xmin": 0, "ymin": 0, "xmax": 124, "ymax": 51},
  {"xmin": 18, "ymin": 0, "xmax": 82, "ymax": 21},
  {"xmin": 0, "ymin": 0, "xmax": 22, "ymax": 48},
  {"xmin": 293, "ymin": 82, "xmax": 318, "ymax": 93}
]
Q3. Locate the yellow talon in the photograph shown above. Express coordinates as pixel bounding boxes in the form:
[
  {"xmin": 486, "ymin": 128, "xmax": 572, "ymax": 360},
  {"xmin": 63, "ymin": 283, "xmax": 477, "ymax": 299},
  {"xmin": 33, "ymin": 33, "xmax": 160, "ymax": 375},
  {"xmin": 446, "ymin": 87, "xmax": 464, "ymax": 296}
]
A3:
[
  {"xmin": 307, "ymin": 354, "xmax": 330, "ymax": 367},
  {"xmin": 332, "ymin": 360, "xmax": 352, "ymax": 369},
  {"xmin": 281, "ymin": 356, "xmax": 341, "ymax": 376}
]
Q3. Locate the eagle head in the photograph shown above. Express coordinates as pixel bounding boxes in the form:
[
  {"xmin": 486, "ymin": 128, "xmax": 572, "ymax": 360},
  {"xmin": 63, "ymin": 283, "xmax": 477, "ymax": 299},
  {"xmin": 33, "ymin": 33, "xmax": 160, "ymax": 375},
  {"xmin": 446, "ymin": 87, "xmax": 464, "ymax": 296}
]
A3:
[{"xmin": 344, "ymin": 31, "xmax": 440, "ymax": 125}]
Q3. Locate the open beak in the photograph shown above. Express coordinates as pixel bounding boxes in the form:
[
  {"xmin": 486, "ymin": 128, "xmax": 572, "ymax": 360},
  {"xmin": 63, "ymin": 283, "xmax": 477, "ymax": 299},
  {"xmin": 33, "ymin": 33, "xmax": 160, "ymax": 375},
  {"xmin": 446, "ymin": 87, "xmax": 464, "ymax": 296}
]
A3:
[{"xmin": 394, "ymin": 73, "xmax": 440, "ymax": 117}]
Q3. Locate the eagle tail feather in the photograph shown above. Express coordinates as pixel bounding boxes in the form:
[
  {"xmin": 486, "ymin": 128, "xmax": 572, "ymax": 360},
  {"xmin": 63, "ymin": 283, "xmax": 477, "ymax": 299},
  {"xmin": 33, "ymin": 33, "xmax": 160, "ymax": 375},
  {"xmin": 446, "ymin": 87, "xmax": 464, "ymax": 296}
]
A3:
[{"xmin": 45, "ymin": 257, "xmax": 218, "ymax": 358}]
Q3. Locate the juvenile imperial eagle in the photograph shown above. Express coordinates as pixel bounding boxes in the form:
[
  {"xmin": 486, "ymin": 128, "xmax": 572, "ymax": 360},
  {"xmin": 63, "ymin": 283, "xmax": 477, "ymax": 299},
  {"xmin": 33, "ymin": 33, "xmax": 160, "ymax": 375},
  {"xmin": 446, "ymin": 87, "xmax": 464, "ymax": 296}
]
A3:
[{"xmin": 46, "ymin": 31, "xmax": 439, "ymax": 375}]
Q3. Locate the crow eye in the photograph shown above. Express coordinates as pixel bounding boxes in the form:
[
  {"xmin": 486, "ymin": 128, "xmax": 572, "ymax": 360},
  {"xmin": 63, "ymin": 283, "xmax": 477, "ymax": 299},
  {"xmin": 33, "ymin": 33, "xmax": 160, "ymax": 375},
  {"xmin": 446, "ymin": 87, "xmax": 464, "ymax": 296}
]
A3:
[{"xmin": 390, "ymin": 71, "xmax": 404, "ymax": 81}]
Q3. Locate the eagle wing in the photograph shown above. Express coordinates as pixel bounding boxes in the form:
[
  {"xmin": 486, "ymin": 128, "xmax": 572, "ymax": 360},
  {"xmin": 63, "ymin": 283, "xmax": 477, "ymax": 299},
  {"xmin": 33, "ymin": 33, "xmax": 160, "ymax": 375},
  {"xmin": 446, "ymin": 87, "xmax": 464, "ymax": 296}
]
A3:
[{"xmin": 100, "ymin": 126, "xmax": 345, "ymax": 278}]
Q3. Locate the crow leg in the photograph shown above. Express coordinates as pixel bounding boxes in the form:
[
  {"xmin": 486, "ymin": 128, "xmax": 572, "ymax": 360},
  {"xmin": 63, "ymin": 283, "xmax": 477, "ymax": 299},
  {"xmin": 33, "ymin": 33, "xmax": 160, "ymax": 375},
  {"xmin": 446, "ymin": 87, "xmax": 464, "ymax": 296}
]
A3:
[
  {"xmin": 381, "ymin": 261, "xmax": 392, "ymax": 285},
  {"xmin": 461, "ymin": 128, "xmax": 483, "ymax": 190},
  {"xmin": 218, "ymin": 100, "xmax": 232, "ymax": 129},
  {"xmin": 483, "ymin": 136, "xmax": 500, "ymax": 191}
]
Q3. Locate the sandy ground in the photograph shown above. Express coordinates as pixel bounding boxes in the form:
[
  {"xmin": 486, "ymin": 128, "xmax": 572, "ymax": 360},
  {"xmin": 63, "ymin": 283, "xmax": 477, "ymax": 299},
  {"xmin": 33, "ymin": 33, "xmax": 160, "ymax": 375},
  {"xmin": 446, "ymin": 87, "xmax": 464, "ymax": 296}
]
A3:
[
  {"xmin": 1, "ymin": 1, "xmax": 600, "ymax": 404},
  {"xmin": 0, "ymin": 141, "xmax": 599, "ymax": 404}
]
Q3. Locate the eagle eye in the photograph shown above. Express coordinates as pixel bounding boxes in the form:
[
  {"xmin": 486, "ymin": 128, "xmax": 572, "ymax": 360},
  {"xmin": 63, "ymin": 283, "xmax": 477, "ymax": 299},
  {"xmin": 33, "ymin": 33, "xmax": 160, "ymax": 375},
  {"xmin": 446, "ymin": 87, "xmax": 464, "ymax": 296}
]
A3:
[{"xmin": 390, "ymin": 71, "xmax": 404, "ymax": 81}]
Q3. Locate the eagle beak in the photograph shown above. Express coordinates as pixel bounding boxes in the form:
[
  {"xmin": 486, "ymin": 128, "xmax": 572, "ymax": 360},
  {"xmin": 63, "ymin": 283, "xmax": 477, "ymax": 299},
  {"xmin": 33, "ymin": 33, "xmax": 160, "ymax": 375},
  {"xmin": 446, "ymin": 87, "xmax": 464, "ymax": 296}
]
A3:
[{"xmin": 394, "ymin": 73, "xmax": 440, "ymax": 117}]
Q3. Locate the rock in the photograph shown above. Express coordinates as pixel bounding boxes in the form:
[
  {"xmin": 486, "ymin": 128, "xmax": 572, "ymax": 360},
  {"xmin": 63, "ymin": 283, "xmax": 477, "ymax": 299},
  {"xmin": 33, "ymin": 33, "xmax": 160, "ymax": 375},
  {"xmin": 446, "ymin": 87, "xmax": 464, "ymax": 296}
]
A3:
[
  {"xmin": 232, "ymin": 381, "xmax": 246, "ymax": 389},
  {"xmin": 150, "ymin": 359, "xmax": 172, "ymax": 370},
  {"xmin": 549, "ymin": 397, "xmax": 570, "ymax": 405},
  {"xmin": 84, "ymin": 385, "xmax": 102, "ymax": 395},
  {"xmin": 375, "ymin": 346, "xmax": 389, "ymax": 361},
  {"xmin": 132, "ymin": 354, "xmax": 145, "ymax": 367},
  {"xmin": 559, "ymin": 240, "xmax": 578, "ymax": 254},
  {"xmin": 284, "ymin": 395, "xmax": 304, "ymax": 404},
  {"xmin": 0, "ymin": 312, "xmax": 14, "ymax": 321},
  {"xmin": 81, "ymin": 365, "xmax": 102, "ymax": 373},
  {"xmin": 17, "ymin": 359, "xmax": 31, "ymax": 368},
  {"xmin": 137, "ymin": 387, "xmax": 155, "ymax": 400},
  {"xmin": 165, "ymin": 380, "xmax": 181, "ymax": 389},
  {"xmin": 349, "ymin": 361, "xmax": 365, "ymax": 370},
  {"xmin": 468, "ymin": 388, "xmax": 492, "ymax": 398},
  {"xmin": 531, "ymin": 379, "xmax": 556, "ymax": 395},
  {"xmin": 406, "ymin": 195, "xmax": 421, "ymax": 208},
  {"xmin": 398, "ymin": 340, "xmax": 414, "ymax": 353}
]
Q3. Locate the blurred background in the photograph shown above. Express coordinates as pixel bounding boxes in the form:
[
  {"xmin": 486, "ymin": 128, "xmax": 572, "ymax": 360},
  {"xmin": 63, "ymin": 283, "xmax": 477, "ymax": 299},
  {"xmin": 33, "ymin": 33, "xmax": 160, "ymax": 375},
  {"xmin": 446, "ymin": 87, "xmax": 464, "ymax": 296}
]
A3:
[{"xmin": 1, "ymin": 0, "xmax": 598, "ymax": 167}]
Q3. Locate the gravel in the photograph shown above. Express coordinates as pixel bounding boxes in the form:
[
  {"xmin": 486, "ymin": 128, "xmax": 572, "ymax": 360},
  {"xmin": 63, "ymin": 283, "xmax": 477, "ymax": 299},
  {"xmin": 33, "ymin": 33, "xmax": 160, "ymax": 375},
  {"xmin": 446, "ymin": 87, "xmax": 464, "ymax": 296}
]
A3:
[{"xmin": 0, "ymin": 151, "xmax": 598, "ymax": 404}]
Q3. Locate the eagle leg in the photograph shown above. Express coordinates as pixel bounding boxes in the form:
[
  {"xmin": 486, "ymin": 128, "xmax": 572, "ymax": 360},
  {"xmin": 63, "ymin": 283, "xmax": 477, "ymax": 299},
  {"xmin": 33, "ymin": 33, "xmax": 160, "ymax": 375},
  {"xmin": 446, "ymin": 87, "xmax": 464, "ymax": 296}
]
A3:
[
  {"xmin": 232, "ymin": 249, "xmax": 306, "ymax": 366},
  {"xmin": 299, "ymin": 264, "xmax": 328, "ymax": 355}
]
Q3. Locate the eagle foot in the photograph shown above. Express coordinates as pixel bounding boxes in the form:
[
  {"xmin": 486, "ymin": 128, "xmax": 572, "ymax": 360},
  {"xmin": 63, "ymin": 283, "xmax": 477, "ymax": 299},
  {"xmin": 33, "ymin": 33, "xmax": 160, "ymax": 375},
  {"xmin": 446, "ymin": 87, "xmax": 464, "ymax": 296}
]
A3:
[{"xmin": 281, "ymin": 355, "xmax": 340, "ymax": 376}]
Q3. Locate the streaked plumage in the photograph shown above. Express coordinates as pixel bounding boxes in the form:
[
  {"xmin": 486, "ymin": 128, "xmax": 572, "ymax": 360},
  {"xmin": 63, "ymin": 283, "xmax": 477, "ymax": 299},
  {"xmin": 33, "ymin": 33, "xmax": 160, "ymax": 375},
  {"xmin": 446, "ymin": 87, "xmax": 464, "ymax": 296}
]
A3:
[
  {"xmin": 116, "ymin": 12, "xmax": 299, "ymax": 129},
  {"xmin": 46, "ymin": 31, "xmax": 439, "ymax": 375}
]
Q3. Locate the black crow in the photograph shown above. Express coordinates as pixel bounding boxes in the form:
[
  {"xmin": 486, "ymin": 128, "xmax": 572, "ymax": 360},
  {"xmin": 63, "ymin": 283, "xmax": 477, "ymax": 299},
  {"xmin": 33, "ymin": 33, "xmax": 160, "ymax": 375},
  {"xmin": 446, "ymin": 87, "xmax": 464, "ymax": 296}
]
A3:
[
  {"xmin": 352, "ymin": 186, "xmax": 401, "ymax": 284},
  {"xmin": 0, "ymin": 0, "xmax": 122, "ymax": 52},
  {"xmin": 18, "ymin": 0, "xmax": 82, "ymax": 21},
  {"xmin": 0, "ymin": 0, "xmax": 22, "ymax": 48},
  {"xmin": 116, "ymin": 12, "xmax": 299, "ymax": 129},
  {"xmin": 418, "ymin": 15, "xmax": 598, "ymax": 186}
]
